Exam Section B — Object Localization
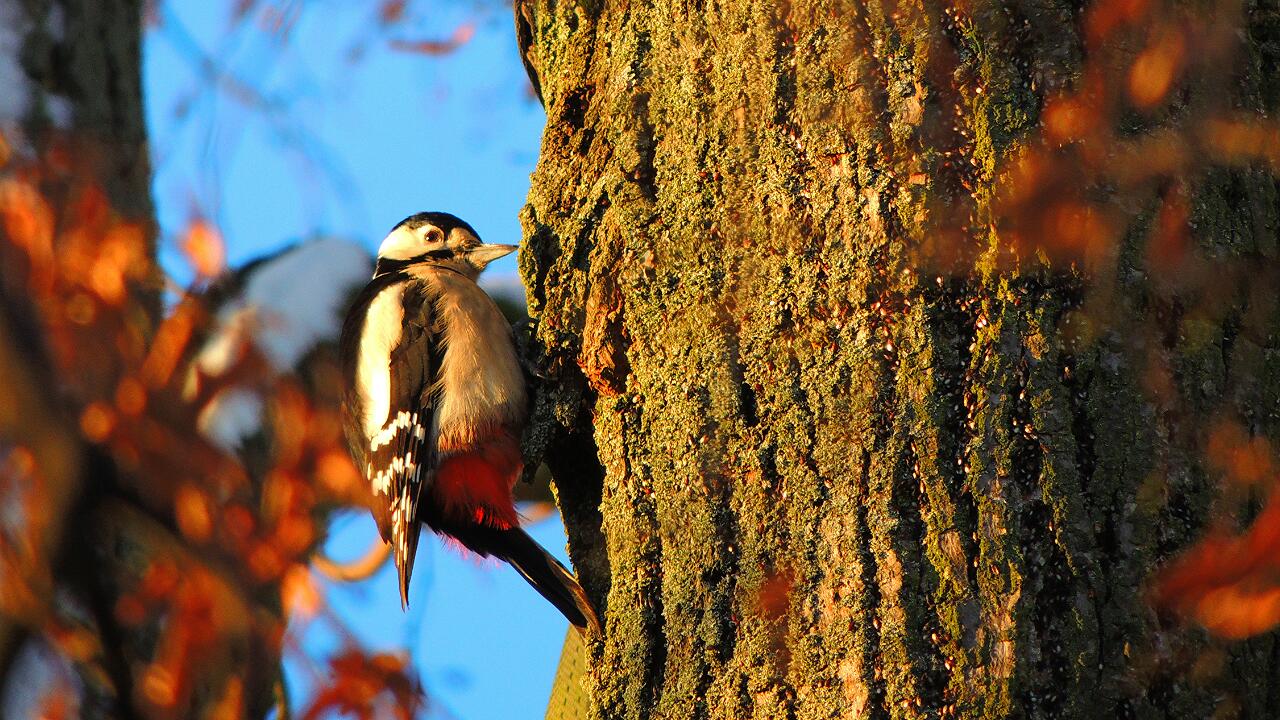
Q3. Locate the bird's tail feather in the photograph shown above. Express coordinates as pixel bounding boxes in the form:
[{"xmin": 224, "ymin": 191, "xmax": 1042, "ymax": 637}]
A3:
[
  {"xmin": 395, "ymin": 524, "xmax": 419, "ymax": 609},
  {"xmin": 465, "ymin": 526, "xmax": 599, "ymax": 634}
]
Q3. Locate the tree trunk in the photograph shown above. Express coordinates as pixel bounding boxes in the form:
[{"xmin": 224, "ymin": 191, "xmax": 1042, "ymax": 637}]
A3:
[
  {"xmin": 518, "ymin": 0, "xmax": 1280, "ymax": 718},
  {"xmin": 1, "ymin": 3, "xmax": 285, "ymax": 718},
  {"xmin": 3, "ymin": 0, "xmax": 154, "ymax": 218}
]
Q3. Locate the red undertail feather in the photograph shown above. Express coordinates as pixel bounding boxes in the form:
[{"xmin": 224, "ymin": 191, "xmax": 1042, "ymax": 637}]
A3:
[
  {"xmin": 433, "ymin": 432, "xmax": 522, "ymax": 529},
  {"xmin": 430, "ymin": 430, "xmax": 599, "ymax": 632}
]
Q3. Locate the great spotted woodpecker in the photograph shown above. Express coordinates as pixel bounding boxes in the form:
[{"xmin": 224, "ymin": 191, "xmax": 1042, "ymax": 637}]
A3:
[{"xmin": 338, "ymin": 212, "xmax": 597, "ymax": 632}]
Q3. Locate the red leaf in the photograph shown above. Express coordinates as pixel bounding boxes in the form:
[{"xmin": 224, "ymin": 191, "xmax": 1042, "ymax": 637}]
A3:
[
  {"xmin": 379, "ymin": 0, "xmax": 407, "ymax": 25},
  {"xmin": 1155, "ymin": 491, "xmax": 1280, "ymax": 638}
]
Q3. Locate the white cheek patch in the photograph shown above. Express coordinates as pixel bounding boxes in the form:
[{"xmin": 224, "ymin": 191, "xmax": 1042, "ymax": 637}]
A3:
[
  {"xmin": 378, "ymin": 227, "xmax": 426, "ymax": 260},
  {"xmin": 356, "ymin": 284, "xmax": 406, "ymax": 437}
]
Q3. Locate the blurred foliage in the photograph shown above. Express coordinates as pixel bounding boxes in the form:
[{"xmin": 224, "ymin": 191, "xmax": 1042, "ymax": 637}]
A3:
[
  {"xmin": 980, "ymin": 0, "xmax": 1280, "ymax": 640},
  {"xmin": 1, "ymin": 1, "xmax": 505, "ymax": 716},
  {"xmin": 0, "ymin": 130, "xmax": 425, "ymax": 717},
  {"xmin": 0, "ymin": 0, "xmax": 550, "ymax": 715}
]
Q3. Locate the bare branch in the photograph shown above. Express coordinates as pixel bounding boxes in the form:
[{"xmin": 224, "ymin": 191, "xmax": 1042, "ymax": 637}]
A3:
[{"xmin": 311, "ymin": 538, "xmax": 391, "ymax": 584}]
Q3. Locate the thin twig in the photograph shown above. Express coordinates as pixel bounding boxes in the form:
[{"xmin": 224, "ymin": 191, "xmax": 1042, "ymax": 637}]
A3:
[{"xmin": 311, "ymin": 538, "xmax": 391, "ymax": 583}]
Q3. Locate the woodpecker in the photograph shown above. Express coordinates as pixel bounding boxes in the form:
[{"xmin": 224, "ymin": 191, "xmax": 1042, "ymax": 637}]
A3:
[{"xmin": 338, "ymin": 212, "xmax": 597, "ymax": 632}]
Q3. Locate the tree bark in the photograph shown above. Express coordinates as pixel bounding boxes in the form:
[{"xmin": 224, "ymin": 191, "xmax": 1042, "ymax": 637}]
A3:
[
  {"xmin": 1, "ymin": 3, "xmax": 287, "ymax": 718},
  {"xmin": 519, "ymin": 0, "xmax": 1280, "ymax": 718},
  {"xmin": 13, "ymin": 0, "xmax": 154, "ymax": 220},
  {"xmin": 1, "ymin": 0, "xmax": 154, "ymax": 707}
]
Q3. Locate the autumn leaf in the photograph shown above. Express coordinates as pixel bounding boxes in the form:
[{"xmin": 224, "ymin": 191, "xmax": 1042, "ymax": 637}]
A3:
[
  {"xmin": 1155, "ymin": 492, "xmax": 1280, "ymax": 638},
  {"xmin": 1129, "ymin": 27, "xmax": 1185, "ymax": 109},
  {"xmin": 183, "ymin": 219, "xmax": 226, "ymax": 279},
  {"xmin": 379, "ymin": 0, "xmax": 407, "ymax": 25}
]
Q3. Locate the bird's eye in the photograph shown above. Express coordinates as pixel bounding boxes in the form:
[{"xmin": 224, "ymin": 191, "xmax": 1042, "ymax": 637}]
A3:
[{"xmin": 423, "ymin": 227, "xmax": 443, "ymax": 243}]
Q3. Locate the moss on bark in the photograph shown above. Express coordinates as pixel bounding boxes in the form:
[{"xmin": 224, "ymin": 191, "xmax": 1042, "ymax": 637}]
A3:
[{"xmin": 520, "ymin": 0, "xmax": 1280, "ymax": 717}]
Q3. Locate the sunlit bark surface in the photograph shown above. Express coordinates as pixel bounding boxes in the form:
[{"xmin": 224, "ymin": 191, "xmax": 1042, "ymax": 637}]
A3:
[{"xmin": 520, "ymin": 0, "xmax": 1280, "ymax": 717}]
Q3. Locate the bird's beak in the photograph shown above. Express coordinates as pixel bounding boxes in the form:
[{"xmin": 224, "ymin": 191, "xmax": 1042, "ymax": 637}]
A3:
[{"xmin": 467, "ymin": 243, "xmax": 519, "ymax": 267}]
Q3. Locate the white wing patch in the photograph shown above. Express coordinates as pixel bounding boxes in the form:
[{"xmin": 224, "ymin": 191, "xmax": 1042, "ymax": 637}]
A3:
[
  {"xmin": 367, "ymin": 410, "xmax": 427, "ymax": 496},
  {"xmin": 371, "ymin": 409, "xmax": 419, "ymax": 450},
  {"xmin": 356, "ymin": 284, "xmax": 406, "ymax": 438},
  {"xmin": 370, "ymin": 454, "xmax": 418, "ymax": 495}
]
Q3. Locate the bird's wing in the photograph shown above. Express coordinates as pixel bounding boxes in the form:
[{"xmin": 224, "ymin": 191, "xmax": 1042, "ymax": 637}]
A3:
[
  {"xmin": 344, "ymin": 278, "xmax": 440, "ymax": 606},
  {"xmin": 378, "ymin": 282, "xmax": 440, "ymax": 605}
]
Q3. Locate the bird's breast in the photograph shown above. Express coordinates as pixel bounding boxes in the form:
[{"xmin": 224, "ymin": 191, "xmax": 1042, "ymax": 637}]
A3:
[{"xmin": 413, "ymin": 269, "xmax": 526, "ymax": 451}]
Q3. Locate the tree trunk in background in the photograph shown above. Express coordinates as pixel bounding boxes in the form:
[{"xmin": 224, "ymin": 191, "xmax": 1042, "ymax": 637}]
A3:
[
  {"xmin": 3, "ymin": 0, "xmax": 154, "ymax": 217},
  {"xmin": 519, "ymin": 0, "xmax": 1280, "ymax": 718},
  {"xmin": 2, "ymin": 3, "xmax": 282, "ymax": 718}
]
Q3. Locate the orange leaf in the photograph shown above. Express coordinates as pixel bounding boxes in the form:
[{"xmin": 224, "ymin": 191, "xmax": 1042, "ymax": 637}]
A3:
[
  {"xmin": 1155, "ymin": 493, "xmax": 1280, "ymax": 638},
  {"xmin": 1192, "ymin": 583, "xmax": 1280, "ymax": 640},
  {"xmin": 0, "ymin": 178, "xmax": 54, "ymax": 269},
  {"xmin": 281, "ymin": 564, "xmax": 321, "ymax": 618},
  {"xmin": 80, "ymin": 403, "xmax": 116, "ymax": 442},
  {"xmin": 379, "ymin": 0, "xmax": 406, "ymax": 25},
  {"xmin": 175, "ymin": 484, "xmax": 213, "ymax": 543},
  {"xmin": 1042, "ymin": 96, "xmax": 1099, "ymax": 144},
  {"xmin": 183, "ymin": 220, "xmax": 225, "ymax": 278},
  {"xmin": 1129, "ymin": 28, "xmax": 1185, "ymax": 109}
]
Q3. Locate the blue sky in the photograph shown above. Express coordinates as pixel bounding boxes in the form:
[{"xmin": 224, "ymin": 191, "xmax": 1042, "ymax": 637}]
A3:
[
  {"xmin": 146, "ymin": 0, "xmax": 541, "ymax": 279},
  {"xmin": 143, "ymin": 2, "xmax": 568, "ymax": 717}
]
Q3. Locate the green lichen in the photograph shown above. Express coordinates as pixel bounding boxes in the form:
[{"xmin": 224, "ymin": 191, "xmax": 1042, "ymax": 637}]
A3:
[{"xmin": 520, "ymin": 0, "xmax": 1280, "ymax": 718}]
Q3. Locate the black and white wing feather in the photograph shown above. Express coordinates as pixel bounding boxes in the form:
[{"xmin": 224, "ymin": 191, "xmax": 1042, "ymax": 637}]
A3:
[{"xmin": 340, "ymin": 277, "xmax": 440, "ymax": 606}]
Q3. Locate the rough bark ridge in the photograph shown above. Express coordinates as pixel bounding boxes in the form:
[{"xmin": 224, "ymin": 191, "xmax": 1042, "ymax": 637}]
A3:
[{"xmin": 519, "ymin": 0, "xmax": 1280, "ymax": 718}]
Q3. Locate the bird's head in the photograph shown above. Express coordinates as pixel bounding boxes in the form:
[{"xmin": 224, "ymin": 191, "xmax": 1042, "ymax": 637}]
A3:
[{"xmin": 374, "ymin": 212, "xmax": 517, "ymax": 280}]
